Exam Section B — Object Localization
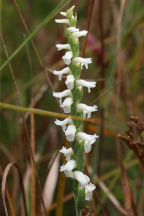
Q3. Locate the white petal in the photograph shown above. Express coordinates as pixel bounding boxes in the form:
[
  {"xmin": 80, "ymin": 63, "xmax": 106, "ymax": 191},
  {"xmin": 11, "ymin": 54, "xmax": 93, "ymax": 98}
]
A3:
[
  {"xmin": 60, "ymin": 11, "xmax": 66, "ymax": 16},
  {"xmin": 65, "ymin": 75, "xmax": 75, "ymax": 90},
  {"xmin": 61, "ymin": 97, "xmax": 73, "ymax": 113},
  {"xmin": 56, "ymin": 44, "xmax": 71, "ymax": 51},
  {"xmin": 53, "ymin": 89, "xmax": 72, "ymax": 105},
  {"xmin": 60, "ymin": 160, "xmax": 76, "ymax": 172},
  {"xmin": 53, "ymin": 89, "xmax": 71, "ymax": 98},
  {"xmin": 59, "ymin": 5, "xmax": 75, "ymax": 18},
  {"xmin": 72, "ymin": 30, "xmax": 88, "ymax": 38},
  {"xmin": 84, "ymin": 141, "xmax": 93, "ymax": 153},
  {"xmin": 59, "ymin": 146, "xmax": 73, "ymax": 161},
  {"xmin": 77, "ymin": 103, "xmax": 98, "ymax": 118},
  {"xmin": 55, "ymin": 19, "xmax": 69, "ymax": 24},
  {"xmin": 67, "ymin": 27, "xmax": 79, "ymax": 33},
  {"xmin": 76, "ymin": 80, "xmax": 96, "ymax": 93},
  {"xmin": 85, "ymin": 183, "xmax": 96, "ymax": 201},
  {"xmin": 77, "ymin": 132, "xmax": 99, "ymax": 153},
  {"xmin": 65, "ymin": 124, "xmax": 76, "ymax": 142},
  {"xmin": 77, "ymin": 132, "xmax": 98, "ymax": 143},
  {"xmin": 65, "ymin": 171, "xmax": 74, "ymax": 178},
  {"xmin": 53, "ymin": 67, "xmax": 71, "ymax": 80},
  {"xmin": 73, "ymin": 57, "xmax": 92, "ymax": 69},
  {"xmin": 67, "ymin": 5, "xmax": 75, "ymax": 12},
  {"xmin": 55, "ymin": 118, "xmax": 72, "ymax": 126},
  {"xmin": 62, "ymin": 51, "xmax": 73, "ymax": 65},
  {"xmin": 74, "ymin": 171, "xmax": 90, "ymax": 188},
  {"xmin": 55, "ymin": 118, "xmax": 73, "ymax": 132}
]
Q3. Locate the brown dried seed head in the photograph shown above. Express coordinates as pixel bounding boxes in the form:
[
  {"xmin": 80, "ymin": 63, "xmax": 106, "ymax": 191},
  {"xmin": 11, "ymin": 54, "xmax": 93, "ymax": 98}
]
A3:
[
  {"xmin": 131, "ymin": 115, "xmax": 138, "ymax": 123},
  {"xmin": 82, "ymin": 209, "xmax": 87, "ymax": 215},
  {"xmin": 85, "ymin": 205, "xmax": 90, "ymax": 211},
  {"xmin": 129, "ymin": 132, "xmax": 134, "ymax": 139},
  {"xmin": 91, "ymin": 213, "xmax": 97, "ymax": 216},
  {"xmin": 120, "ymin": 135, "xmax": 131, "ymax": 143},
  {"xmin": 127, "ymin": 121, "xmax": 133, "ymax": 128},
  {"xmin": 117, "ymin": 133, "xmax": 122, "ymax": 138},
  {"xmin": 139, "ymin": 126, "xmax": 144, "ymax": 131}
]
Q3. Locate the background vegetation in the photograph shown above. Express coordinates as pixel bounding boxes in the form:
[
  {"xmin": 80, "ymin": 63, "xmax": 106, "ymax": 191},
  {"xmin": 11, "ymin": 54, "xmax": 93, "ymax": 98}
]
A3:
[{"xmin": 0, "ymin": 0, "xmax": 144, "ymax": 215}]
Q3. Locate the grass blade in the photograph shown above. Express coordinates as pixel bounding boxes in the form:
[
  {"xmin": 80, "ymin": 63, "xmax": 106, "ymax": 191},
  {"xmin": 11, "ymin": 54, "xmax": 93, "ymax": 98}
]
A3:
[{"xmin": 0, "ymin": 0, "xmax": 71, "ymax": 72}]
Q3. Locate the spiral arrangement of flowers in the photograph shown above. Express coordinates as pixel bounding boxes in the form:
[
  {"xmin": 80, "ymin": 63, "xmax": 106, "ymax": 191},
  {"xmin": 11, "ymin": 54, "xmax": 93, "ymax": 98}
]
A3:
[{"xmin": 53, "ymin": 5, "xmax": 98, "ymax": 215}]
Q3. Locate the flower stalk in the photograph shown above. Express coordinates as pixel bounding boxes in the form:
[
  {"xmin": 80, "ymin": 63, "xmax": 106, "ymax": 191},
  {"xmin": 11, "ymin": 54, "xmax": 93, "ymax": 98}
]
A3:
[{"xmin": 54, "ymin": 6, "xmax": 98, "ymax": 216}]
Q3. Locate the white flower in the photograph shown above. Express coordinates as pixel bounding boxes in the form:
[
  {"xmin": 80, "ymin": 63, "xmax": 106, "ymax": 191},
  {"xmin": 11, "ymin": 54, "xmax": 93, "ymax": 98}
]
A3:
[
  {"xmin": 67, "ymin": 27, "xmax": 87, "ymax": 37},
  {"xmin": 56, "ymin": 44, "xmax": 71, "ymax": 51},
  {"xmin": 85, "ymin": 183, "xmax": 96, "ymax": 201},
  {"xmin": 76, "ymin": 79, "xmax": 96, "ymax": 93},
  {"xmin": 77, "ymin": 132, "xmax": 99, "ymax": 153},
  {"xmin": 53, "ymin": 67, "xmax": 71, "ymax": 81},
  {"xmin": 73, "ymin": 171, "xmax": 90, "ymax": 188},
  {"xmin": 60, "ymin": 159, "xmax": 76, "ymax": 172},
  {"xmin": 53, "ymin": 89, "xmax": 72, "ymax": 104},
  {"xmin": 61, "ymin": 97, "xmax": 73, "ymax": 113},
  {"xmin": 65, "ymin": 171, "xmax": 74, "ymax": 178},
  {"xmin": 65, "ymin": 124, "xmax": 76, "ymax": 142},
  {"xmin": 60, "ymin": 11, "xmax": 67, "ymax": 16},
  {"xmin": 55, "ymin": 118, "xmax": 73, "ymax": 132},
  {"xmin": 65, "ymin": 75, "xmax": 75, "ymax": 90},
  {"xmin": 73, "ymin": 57, "xmax": 92, "ymax": 69},
  {"xmin": 62, "ymin": 51, "xmax": 73, "ymax": 65},
  {"xmin": 60, "ymin": 5, "xmax": 75, "ymax": 17},
  {"xmin": 67, "ymin": 5, "xmax": 75, "ymax": 12},
  {"xmin": 77, "ymin": 103, "xmax": 98, "ymax": 118},
  {"xmin": 72, "ymin": 30, "xmax": 88, "ymax": 38},
  {"xmin": 59, "ymin": 146, "xmax": 73, "ymax": 161},
  {"xmin": 67, "ymin": 27, "xmax": 79, "ymax": 33},
  {"xmin": 55, "ymin": 19, "xmax": 70, "ymax": 25},
  {"xmin": 60, "ymin": 160, "xmax": 76, "ymax": 178}
]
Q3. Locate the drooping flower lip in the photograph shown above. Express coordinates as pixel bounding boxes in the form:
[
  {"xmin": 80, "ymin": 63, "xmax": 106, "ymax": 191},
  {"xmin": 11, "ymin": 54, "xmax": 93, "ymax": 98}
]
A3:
[
  {"xmin": 77, "ymin": 132, "xmax": 98, "ymax": 143},
  {"xmin": 72, "ymin": 30, "xmax": 88, "ymax": 38},
  {"xmin": 62, "ymin": 51, "xmax": 73, "ymax": 65},
  {"xmin": 60, "ymin": 97, "xmax": 73, "ymax": 113},
  {"xmin": 55, "ymin": 19, "xmax": 70, "ymax": 25},
  {"xmin": 65, "ymin": 74, "xmax": 75, "ymax": 90},
  {"xmin": 56, "ymin": 44, "xmax": 71, "ymax": 51},
  {"xmin": 72, "ymin": 57, "xmax": 92, "ymax": 69},
  {"xmin": 76, "ymin": 79, "xmax": 96, "ymax": 93},
  {"xmin": 53, "ymin": 67, "xmax": 71, "ymax": 81},
  {"xmin": 65, "ymin": 124, "xmax": 76, "ymax": 142},
  {"xmin": 55, "ymin": 117, "xmax": 73, "ymax": 132},
  {"xmin": 85, "ymin": 183, "xmax": 96, "ymax": 201},
  {"xmin": 67, "ymin": 27, "xmax": 79, "ymax": 33},
  {"xmin": 77, "ymin": 103, "xmax": 98, "ymax": 118},
  {"xmin": 76, "ymin": 132, "xmax": 99, "ymax": 153},
  {"xmin": 53, "ymin": 89, "xmax": 72, "ymax": 104},
  {"xmin": 60, "ymin": 159, "xmax": 76, "ymax": 172},
  {"xmin": 59, "ymin": 146, "xmax": 73, "ymax": 161},
  {"xmin": 73, "ymin": 171, "xmax": 90, "ymax": 187},
  {"xmin": 66, "ymin": 27, "xmax": 88, "ymax": 39}
]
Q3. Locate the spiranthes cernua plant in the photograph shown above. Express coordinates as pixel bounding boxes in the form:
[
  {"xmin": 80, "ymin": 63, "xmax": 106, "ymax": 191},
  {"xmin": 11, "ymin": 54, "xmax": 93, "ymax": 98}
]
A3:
[{"xmin": 53, "ymin": 5, "xmax": 98, "ymax": 216}]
